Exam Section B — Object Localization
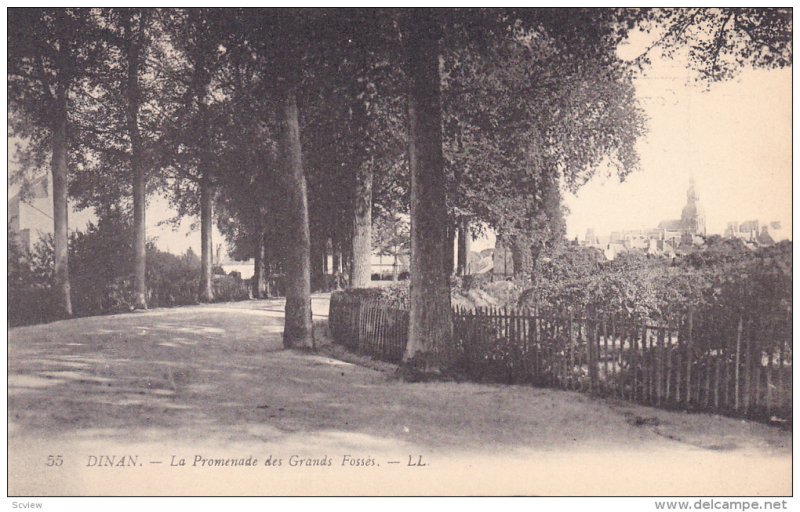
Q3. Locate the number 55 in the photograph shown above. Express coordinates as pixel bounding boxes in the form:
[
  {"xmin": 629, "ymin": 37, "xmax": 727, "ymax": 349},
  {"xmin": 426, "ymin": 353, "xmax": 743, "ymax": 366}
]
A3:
[{"xmin": 46, "ymin": 455, "xmax": 63, "ymax": 467}]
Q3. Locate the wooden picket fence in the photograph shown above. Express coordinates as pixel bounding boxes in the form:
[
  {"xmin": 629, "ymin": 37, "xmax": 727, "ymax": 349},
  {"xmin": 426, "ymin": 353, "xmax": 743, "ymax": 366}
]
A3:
[
  {"xmin": 454, "ymin": 306, "xmax": 792, "ymax": 422},
  {"xmin": 328, "ymin": 292, "xmax": 792, "ymax": 422},
  {"xmin": 328, "ymin": 293, "xmax": 408, "ymax": 363}
]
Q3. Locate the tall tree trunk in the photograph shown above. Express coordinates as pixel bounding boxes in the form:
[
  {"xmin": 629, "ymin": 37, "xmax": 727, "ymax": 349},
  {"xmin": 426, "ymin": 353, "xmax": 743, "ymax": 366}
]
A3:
[
  {"xmin": 131, "ymin": 140, "xmax": 147, "ymax": 309},
  {"xmin": 199, "ymin": 170, "xmax": 214, "ymax": 302},
  {"xmin": 263, "ymin": 232, "xmax": 272, "ymax": 298},
  {"xmin": 51, "ymin": 85, "xmax": 72, "ymax": 317},
  {"xmin": 344, "ymin": 242, "xmax": 353, "ymax": 287},
  {"xmin": 323, "ymin": 238, "xmax": 329, "ymax": 274},
  {"xmin": 276, "ymin": 56, "xmax": 314, "ymax": 349},
  {"xmin": 252, "ymin": 225, "xmax": 266, "ymax": 299},
  {"xmin": 457, "ymin": 218, "xmax": 470, "ymax": 276},
  {"xmin": 124, "ymin": 13, "xmax": 147, "ymax": 310},
  {"xmin": 403, "ymin": 10, "xmax": 453, "ymax": 372},
  {"xmin": 349, "ymin": 41, "xmax": 372, "ymax": 289},
  {"xmin": 443, "ymin": 219, "xmax": 455, "ymax": 276},
  {"xmin": 187, "ymin": 10, "xmax": 214, "ymax": 304},
  {"xmin": 332, "ymin": 237, "xmax": 342, "ymax": 289},
  {"xmin": 350, "ymin": 160, "xmax": 372, "ymax": 288}
]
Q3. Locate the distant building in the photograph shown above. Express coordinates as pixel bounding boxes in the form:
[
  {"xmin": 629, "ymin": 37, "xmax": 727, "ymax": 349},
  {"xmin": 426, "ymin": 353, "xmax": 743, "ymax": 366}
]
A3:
[
  {"xmin": 9, "ymin": 174, "xmax": 94, "ymax": 252},
  {"xmin": 724, "ymin": 219, "xmax": 785, "ymax": 245},
  {"xmin": 757, "ymin": 226, "xmax": 775, "ymax": 246},
  {"xmin": 603, "ymin": 242, "xmax": 627, "ymax": 261},
  {"xmin": 725, "ymin": 220, "xmax": 759, "ymax": 241},
  {"xmin": 219, "ymin": 259, "xmax": 255, "ymax": 280},
  {"xmin": 370, "ymin": 251, "xmax": 410, "ymax": 279},
  {"xmin": 645, "ymin": 238, "xmax": 677, "ymax": 258},
  {"xmin": 657, "ymin": 178, "xmax": 706, "ymax": 237},
  {"xmin": 584, "ymin": 228, "xmax": 599, "ymax": 246},
  {"xmin": 584, "ymin": 180, "xmax": 707, "ymax": 260},
  {"xmin": 8, "ymin": 175, "xmax": 55, "ymax": 251}
]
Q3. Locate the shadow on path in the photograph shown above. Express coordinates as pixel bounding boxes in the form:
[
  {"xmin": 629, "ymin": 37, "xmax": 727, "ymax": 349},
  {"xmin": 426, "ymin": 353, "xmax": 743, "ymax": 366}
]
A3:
[{"xmin": 8, "ymin": 297, "xmax": 791, "ymax": 454}]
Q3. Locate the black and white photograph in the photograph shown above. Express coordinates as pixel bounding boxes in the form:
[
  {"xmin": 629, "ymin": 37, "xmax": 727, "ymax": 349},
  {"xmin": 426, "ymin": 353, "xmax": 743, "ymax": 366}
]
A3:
[{"xmin": 6, "ymin": 6, "xmax": 793, "ymax": 501}]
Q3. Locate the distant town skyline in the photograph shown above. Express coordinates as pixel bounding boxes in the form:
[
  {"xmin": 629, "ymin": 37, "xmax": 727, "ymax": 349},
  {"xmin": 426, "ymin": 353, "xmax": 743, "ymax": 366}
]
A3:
[{"xmin": 564, "ymin": 49, "xmax": 791, "ymax": 241}]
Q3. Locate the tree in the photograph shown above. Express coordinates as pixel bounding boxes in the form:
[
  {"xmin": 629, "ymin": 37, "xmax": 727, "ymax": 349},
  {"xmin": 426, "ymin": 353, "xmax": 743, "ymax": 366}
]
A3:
[
  {"xmin": 211, "ymin": 18, "xmax": 277, "ymax": 300},
  {"xmin": 296, "ymin": 9, "xmax": 406, "ymax": 291},
  {"xmin": 69, "ymin": 8, "xmax": 161, "ymax": 309},
  {"xmin": 402, "ymin": 10, "xmax": 454, "ymax": 372},
  {"xmin": 439, "ymin": 10, "xmax": 644, "ymax": 285},
  {"xmin": 8, "ymin": 8, "xmax": 103, "ymax": 317},
  {"xmin": 275, "ymin": 36, "xmax": 314, "ymax": 348},
  {"xmin": 632, "ymin": 8, "xmax": 792, "ymax": 83},
  {"xmin": 372, "ymin": 213, "xmax": 410, "ymax": 281},
  {"xmin": 387, "ymin": 8, "xmax": 646, "ymax": 371},
  {"xmin": 339, "ymin": 10, "xmax": 404, "ymax": 289},
  {"xmin": 253, "ymin": 10, "xmax": 316, "ymax": 348},
  {"xmin": 120, "ymin": 9, "xmax": 152, "ymax": 309},
  {"xmin": 217, "ymin": 8, "xmax": 319, "ymax": 347},
  {"xmin": 8, "ymin": 223, "xmax": 33, "ymax": 296},
  {"xmin": 159, "ymin": 8, "xmax": 230, "ymax": 303}
]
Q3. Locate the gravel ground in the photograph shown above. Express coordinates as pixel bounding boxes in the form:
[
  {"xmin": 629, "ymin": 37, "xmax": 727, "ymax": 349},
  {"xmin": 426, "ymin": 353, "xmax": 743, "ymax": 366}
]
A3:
[{"xmin": 8, "ymin": 296, "xmax": 791, "ymax": 496}]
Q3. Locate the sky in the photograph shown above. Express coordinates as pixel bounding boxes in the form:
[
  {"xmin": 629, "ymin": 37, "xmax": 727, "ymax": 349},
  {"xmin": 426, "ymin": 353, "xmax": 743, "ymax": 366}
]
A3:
[{"xmin": 563, "ymin": 50, "xmax": 792, "ymax": 242}]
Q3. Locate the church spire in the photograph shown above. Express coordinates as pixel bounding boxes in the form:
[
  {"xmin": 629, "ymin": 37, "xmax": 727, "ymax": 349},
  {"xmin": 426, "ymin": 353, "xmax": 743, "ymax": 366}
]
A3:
[
  {"xmin": 681, "ymin": 178, "xmax": 705, "ymax": 235},
  {"xmin": 687, "ymin": 177, "xmax": 697, "ymax": 203}
]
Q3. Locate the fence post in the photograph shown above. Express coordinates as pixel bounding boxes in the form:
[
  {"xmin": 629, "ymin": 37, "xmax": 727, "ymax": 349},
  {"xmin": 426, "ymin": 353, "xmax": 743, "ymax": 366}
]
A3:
[
  {"xmin": 743, "ymin": 319, "xmax": 752, "ymax": 415},
  {"xmin": 714, "ymin": 350, "xmax": 721, "ymax": 410},
  {"xmin": 630, "ymin": 320, "xmax": 644, "ymax": 402},
  {"xmin": 589, "ymin": 317, "xmax": 598, "ymax": 396},
  {"xmin": 766, "ymin": 342, "xmax": 773, "ymax": 416},
  {"xmin": 568, "ymin": 309, "xmax": 575, "ymax": 390},
  {"xmin": 665, "ymin": 324, "xmax": 673, "ymax": 404},
  {"xmin": 656, "ymin": 326, "xmax": 664, "ymax": 405},
  {"xmin": 602, "ymin": 314, "xmax": 609, "ymax": 394},
  {"xmin": 685, "ymin": 310, "xmax": 694, "ymax": 407},
  {"xmin": 358, "ymin": 299, "xmax": 365, "ymax": 352},
  {"xmin": 735, "ymin": 316, "xmax": 742, "ymax": 412},
  {"xmin": 613, "ymin": 316, "xmax": 621, "ymax": 398},
  {"xmin": 778, "ymin": 311, "xmax": 786, "ymax": 414},
  {"xmin": 643, "ymin": 322, "xmax": 650, "ymax": 404}
]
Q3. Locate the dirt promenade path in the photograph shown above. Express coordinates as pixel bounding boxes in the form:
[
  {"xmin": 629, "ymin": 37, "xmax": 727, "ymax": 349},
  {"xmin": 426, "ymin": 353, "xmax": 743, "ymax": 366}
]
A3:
[{"xmin": 8, "ymin": 297, "xmax": 790, "ymax": 496}]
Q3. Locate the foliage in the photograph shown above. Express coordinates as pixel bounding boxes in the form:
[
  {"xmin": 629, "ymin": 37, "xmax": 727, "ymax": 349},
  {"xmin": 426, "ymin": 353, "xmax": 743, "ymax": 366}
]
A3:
[
  {"xmin": 8, "ymin": 224, "xmax": 33, "ymax": 293},
  {"xmin": 438, "ymin": 10, "xmax": 646, "ymax": 278},
  {"xmin": 8, "ymin": 213, "xmax": 251, "ymax": 326},
  {"xmin": 335, "ymin": 284, "xmax": 409, "ymax": 310},
  {"xmin": 519, "ymin": 240, "xmax": 792, "ymax": 351},
  {"xmin": 8, "ymin": 9, "xmax": 105, "ymax": 186},
  {"xmin": 372, "ymin": 214, "xmax": 410, "ymax": 259},
  {"xmin": 7, "ymin": 8, "xmax": 792, "ymax": 329},
  {"xmin": 339, "ymin": 275, "xmax": 525, "ymax": 311},
  {"xmin": 631, "ymin": 8, "xmax": 792, "ymax": 83}
]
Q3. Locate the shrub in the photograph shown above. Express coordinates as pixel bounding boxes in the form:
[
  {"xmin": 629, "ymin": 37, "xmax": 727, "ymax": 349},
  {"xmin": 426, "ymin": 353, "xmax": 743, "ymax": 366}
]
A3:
[
  {"xmin": 519, "ymin": 240, "xmax": 792, "ymax": 351},
  {"xmin": 212, "ymin": 274, "xmax": 251, "ymax": 302},
  {"xmin": 146, "ymin": 250, "xmax": 201, "ymax": 308},
  {"xmin": 8, "ymin": 286, "xmax": 55, "ymax": 327},
  {"xmin": 8, "ymin": 212, "xmax": 253, "ymax": 326}
]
